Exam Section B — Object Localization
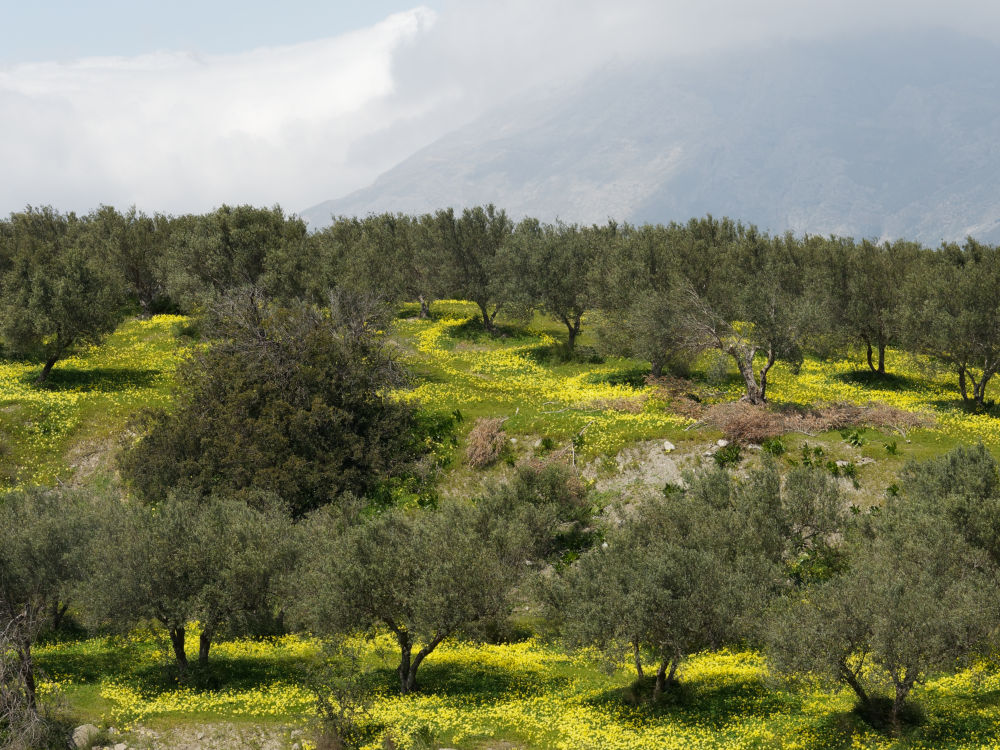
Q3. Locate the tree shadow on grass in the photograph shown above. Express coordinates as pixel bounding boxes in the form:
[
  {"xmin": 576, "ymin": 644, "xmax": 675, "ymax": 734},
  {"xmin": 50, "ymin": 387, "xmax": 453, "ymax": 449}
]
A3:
[
  {"xmin": 367, "ymin": 659, "xmax": 570, "ymax": 700},
  {"xmin": 581, "ymin": 365, "xmax": 650, "ymax": 388},
  {"xmin": 926, "ymin": 397, "xmax": 1000, "ymax": 417},
  {"xmin": 37, "ymin": 636, "xmax": 312, "ymax": 694},
  {"xmin": 443, "ymin": 318, "xmax": 527, "ymax": 345},
  {"xmin": 524, "ymin": 343, "xmax": 605, "ymax": 366},
  {"xmin": 833, "ymin": 370, "xmax": 921, "ymax": 391},
  {"xmin": 24, "ymin": 367, "xmax": 161, "ymax": 392},
  {"xmin": 584, "ymin": 671, "xmax": 791, "ymax": 728}
]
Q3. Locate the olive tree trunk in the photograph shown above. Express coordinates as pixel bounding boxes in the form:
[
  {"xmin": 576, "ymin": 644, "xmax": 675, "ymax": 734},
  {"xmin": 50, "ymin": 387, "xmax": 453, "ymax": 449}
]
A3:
[
  {"xmin": 729, "ymin": 345, "xmax": 775, "ymax": 405},
  {"xmin": 34, "ymin": 354, "xmax": 60, "ymax": 385},
  {"xmin": 652, "ymin": 655, "xmax": 680, "ymax": 700},
  {"xmin": 395, "ymin": 629, "xmax": 447, "ymax": 695},
  {"xmin": 168, "ymin": 626, "xmax": 188, "ymax": 671}
]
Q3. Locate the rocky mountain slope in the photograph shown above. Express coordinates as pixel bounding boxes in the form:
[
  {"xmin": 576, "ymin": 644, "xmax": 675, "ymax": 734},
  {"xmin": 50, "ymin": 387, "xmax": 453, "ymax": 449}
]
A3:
[{"xmin": 302, "ymin": 31, "xmax": 1000, "ymax": 245}]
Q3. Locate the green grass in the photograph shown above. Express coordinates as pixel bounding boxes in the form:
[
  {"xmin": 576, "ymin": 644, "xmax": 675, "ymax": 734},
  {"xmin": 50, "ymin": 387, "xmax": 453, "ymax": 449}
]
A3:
[{"xmin": 0, "ymin": 315, "xmax": 189, "ymax": 486}]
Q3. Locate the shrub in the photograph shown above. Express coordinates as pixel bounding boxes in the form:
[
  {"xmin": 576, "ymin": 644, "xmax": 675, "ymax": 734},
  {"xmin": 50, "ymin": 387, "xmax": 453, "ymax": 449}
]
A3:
[
  {"xmin": 119, "ymin": 292, "xmax": 423, "ymax": 516},
  {"xmin": 840, "ymin": 428, "xmax": 867, "ymax": 447},
  {"xmin": 466, "ymin": 417, "xmax": 509, "ymax": 468},
  {"xmin": 762, "ymin": 437, "xmax": 786, "ymax": 456},
  {"xmin": 706, "ymin": 402, "xmax": 784, "ymax": 444},
  {"xmin": 713, "ymin": 443, "xmax": 742, "ymax": 468}
]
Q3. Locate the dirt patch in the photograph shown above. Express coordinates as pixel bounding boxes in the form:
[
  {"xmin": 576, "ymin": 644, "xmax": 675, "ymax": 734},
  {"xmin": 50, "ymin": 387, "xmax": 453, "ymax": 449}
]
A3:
[
  {"xmin": 66, "ymin": 434, "xmax": 119, "ymax": 486},
  {"xmin": 585, "ymin": 440, "xmax": 708, "ymax": 494}
]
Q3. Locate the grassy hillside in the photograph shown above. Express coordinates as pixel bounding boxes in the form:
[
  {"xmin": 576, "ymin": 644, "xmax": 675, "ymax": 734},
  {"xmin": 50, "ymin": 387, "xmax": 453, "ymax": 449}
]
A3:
[
  {"xmin": 7, "ymin": 305, "xmax": 1000, "ymax": 749},
  {"xmin": 0, "ymin": 315, "xmax": 189, "ymax": 488}
]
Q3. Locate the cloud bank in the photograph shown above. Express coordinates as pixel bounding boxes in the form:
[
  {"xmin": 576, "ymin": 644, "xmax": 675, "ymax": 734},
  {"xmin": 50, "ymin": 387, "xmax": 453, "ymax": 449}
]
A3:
[{"xmin": 2, "ymin": 0, "xmax": 999, "ymax": 216}]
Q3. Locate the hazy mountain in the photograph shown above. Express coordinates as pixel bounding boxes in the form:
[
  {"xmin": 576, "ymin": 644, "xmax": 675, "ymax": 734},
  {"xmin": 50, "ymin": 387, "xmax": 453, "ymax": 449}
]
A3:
[{"xmin": 302, "ymin": 31, "xmax": 1000, "ymax": 245}]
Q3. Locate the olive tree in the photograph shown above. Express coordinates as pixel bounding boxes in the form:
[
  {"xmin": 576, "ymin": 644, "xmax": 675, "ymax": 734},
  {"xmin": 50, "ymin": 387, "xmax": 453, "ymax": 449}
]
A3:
[
  {"xmin": 842, "ymin": 239, "xmax": 916, "ymax": 374},
  {"xmin": 91, "ymin": 205, "xmax": 172, "ymax": 316},
  {"xmin": 902, "ymin": 240, "xmax": 1000, "ymax": 409},
  {"xmin": 165, "ymin": 204, "xmax": 308, "ymax": 310},
  {"xmin": 680, "ymin": 229, "xmax": 812, "ymax": 404},
  {"xmin": 475, "ymin": 459, "xmax": 596, "ymax": 566},
  {"xmin": 500, "ymin": 220, "xmax": 599, "ymax": 350},
  {"xmin": 319, "ymin": 213, "xmax": 440, "ymax": 317},
  {"xmin": 0, "ymin": 487, "xmax": 94, "ymax": 736},
  {"xmin": 553, "ymin": 465, "xmax": 799, "ymax": 698},
  {"xmin": 768, "ymin": 446, "xmax": 1000, "ymax": 732},
  {"xmin": 593, "ymin": 222, "xmax": 690, "ymax": 377},
  {"xmin": 292, "ymin": 499, "xmax": 527, "ymax": 694},
  {"xmin": 86, "ymin": 491, "xmax": 294, "ymax": 671},
  {"xmin": 0, "ymin": 206, "xmax": 125, "ymax": 382},
  {"xmin": 433, "ymin": 205, "xmax": 512, "ymax": 332}
]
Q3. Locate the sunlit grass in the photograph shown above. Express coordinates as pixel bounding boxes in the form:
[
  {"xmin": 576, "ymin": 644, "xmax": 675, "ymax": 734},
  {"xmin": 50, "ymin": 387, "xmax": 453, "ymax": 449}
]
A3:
[
  {"xmin": 35, "ymin": 632, "xmax": 1000, "ymax": 749},
  {"xmin": 0, "ymin": 315, "xmax": 189, "ymax": 486},
  {"xmin": 395, "ymin": 303, "xmax": 1000, "ymax": 463}
]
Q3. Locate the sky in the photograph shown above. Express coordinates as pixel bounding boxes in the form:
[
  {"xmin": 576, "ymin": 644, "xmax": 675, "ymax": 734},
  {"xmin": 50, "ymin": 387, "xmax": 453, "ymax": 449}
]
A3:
[{"xmin": 2, "ymin": 0, "xmax": 1000, "ymax": 217}]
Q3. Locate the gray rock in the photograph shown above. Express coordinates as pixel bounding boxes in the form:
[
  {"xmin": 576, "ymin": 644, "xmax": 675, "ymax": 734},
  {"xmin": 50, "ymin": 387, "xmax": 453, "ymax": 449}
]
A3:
[
  {"xmin": 717, "ymin": 439, "xmax": 730, "ymax": 448},
  {"xmin": 835, "ymin": 460, "xmax": 850, "ymax": 467},
  {"xmin": 72, "ymin": 724, "xmax": 100, "ymax": 749},
  {"xmin": 114, "ymin": 743, "xmax": 128, "ymax": 750},
  {"xmin": 662, "ymin": 440, "xmax": 676, "ymax": 452}
]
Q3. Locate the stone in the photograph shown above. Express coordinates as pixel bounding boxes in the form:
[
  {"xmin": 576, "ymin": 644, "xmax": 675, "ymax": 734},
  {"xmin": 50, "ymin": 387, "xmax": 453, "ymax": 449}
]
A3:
[
  {"xmin": 72, "ymin": 724, "xmax": 101, "ymax": 749},
  {"xmin": 662, "ymin": 440, "xmax": 676, "ymax": 452},
  {"xmin": 835, "ymin": 460, "xmax": 850, "ymax": 467},
  {"xmin": 717, "ymin": 439, "xmax": 730, "ymax": 447},
  {"xmin": 114, "ymin": 744, "xmax": 128, "ymax": 750}
]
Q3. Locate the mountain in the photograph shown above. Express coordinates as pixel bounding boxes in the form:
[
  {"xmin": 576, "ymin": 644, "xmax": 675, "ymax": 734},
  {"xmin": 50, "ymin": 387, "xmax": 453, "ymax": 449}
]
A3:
[{"xmin": 301, "ymin": 31, "xmax": 1000, "ymax": 245}]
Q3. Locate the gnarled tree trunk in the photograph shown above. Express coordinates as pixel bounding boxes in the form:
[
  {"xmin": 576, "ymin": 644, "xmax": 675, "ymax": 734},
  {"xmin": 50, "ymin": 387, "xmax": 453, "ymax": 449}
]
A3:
[
  {"xmin": 729, "ymin": 344, "xmax": 775, "ymax": 405},
  {"xmin": 652, "ymin": 655, "xmax": 680, "ymax": 700},
  {"xmin": 169, "ymin": 626, "xmax": 188, "ymax": 671}
]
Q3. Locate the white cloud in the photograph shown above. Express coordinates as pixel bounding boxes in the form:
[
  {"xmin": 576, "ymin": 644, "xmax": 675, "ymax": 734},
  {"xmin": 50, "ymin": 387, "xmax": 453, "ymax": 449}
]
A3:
[
  {"xmin": 0, "ymin": 8, "xmax": 437, "ymax": 215},
  {"xmin": 1, "ymin": 0, "xmax": 998, "ymax": 216}
]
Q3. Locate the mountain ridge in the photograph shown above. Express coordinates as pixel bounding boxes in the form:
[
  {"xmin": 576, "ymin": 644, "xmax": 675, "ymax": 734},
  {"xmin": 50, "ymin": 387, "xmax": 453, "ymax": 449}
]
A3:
[{"xmin": 302, "ymin": 30, "xmax": 1000, "ymax": 245}]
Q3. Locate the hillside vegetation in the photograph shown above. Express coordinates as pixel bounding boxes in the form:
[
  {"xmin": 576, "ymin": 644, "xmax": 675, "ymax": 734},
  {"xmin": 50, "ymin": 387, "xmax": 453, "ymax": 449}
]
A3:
[
  {"xmin": 0, "ymin": 305, "xmax": 997, "ymax": 749},
  {"xmin": 5, "ymin": 205, "xmax": 1000, "ymax": 750}
]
